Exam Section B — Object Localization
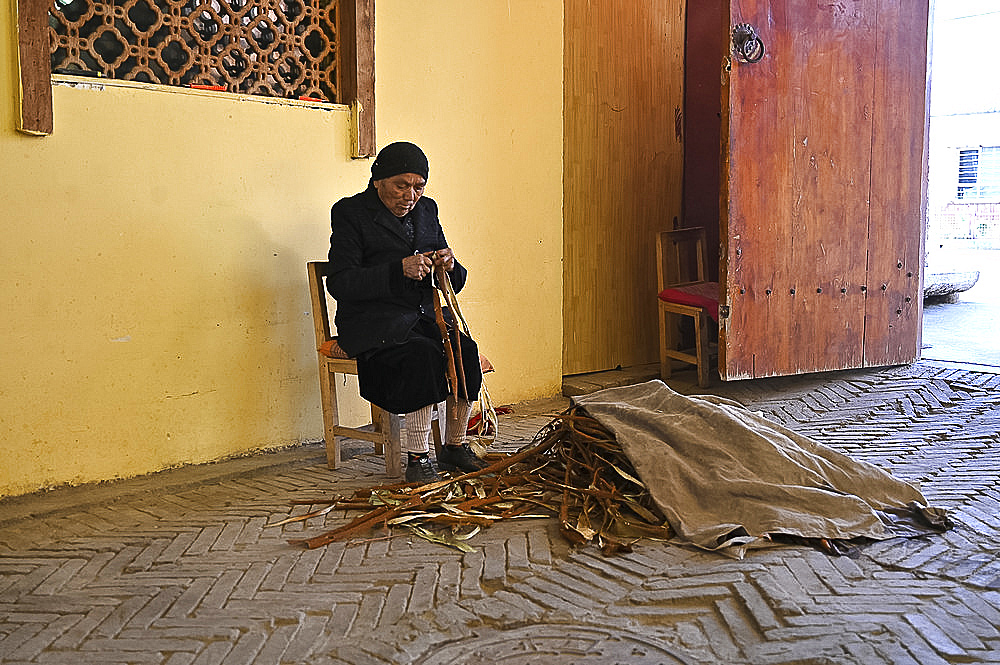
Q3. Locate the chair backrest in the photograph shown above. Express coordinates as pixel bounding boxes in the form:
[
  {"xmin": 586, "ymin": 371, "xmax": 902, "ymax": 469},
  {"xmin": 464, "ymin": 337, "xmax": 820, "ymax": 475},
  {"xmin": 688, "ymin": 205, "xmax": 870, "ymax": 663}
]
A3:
[
  {"xmin": 307, "ymin": 261, "xmax": 334, "ymax": 349},
  {"xmin": 656, "ymin": 227, "xmax": 709, "ymax": 291}
]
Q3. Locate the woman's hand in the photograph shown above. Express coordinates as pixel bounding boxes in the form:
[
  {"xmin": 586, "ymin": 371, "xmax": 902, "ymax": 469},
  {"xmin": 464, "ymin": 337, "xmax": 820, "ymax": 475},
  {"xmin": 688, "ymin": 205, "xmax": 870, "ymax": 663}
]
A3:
[
  {"xmin": 431, "ymin": 248, "xmax": 456, "ymax": 272},
  {"xmin": 401, "ymin": 252, "xmax": 433, "ymax": 280},
  {"xmin": 402, "ymin": 249, "xmax": 456, "ymax": 281}
]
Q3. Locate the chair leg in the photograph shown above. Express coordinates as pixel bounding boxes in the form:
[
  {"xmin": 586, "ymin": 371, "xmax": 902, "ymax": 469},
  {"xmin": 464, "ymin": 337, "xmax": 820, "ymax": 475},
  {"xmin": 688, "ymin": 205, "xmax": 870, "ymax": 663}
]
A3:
[
  {"xmin": 376, "ymin": 407, "xmax": 403, "ymax": 478},
  {"xmin": 370, "ymin": 403, "xmax": 385, "ymax": 455},
  {"xmin": 694, "ymin": 310, "xmax": 711, "ymax": 388},
  {"xmin": 430, "ymin": 400, "xmax": 447, "ymax": 459},
  {"xmin": 658, "ymin": 308, "xmax": 673, "ymax": 380},
  {"xmin": 431, "ymin": 420, "xmax": 443, "ymax": 459},
  {"xmin": 318, "ymin": 363, "xmax": 340, "ymax": 470}
]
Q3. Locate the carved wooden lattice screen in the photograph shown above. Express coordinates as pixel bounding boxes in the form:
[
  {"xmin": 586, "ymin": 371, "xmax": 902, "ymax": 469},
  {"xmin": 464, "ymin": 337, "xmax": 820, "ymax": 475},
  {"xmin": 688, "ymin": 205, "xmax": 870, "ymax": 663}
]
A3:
[{"xmin": 47, "ymin": 0, "xmax": 339, "ymax": 102}]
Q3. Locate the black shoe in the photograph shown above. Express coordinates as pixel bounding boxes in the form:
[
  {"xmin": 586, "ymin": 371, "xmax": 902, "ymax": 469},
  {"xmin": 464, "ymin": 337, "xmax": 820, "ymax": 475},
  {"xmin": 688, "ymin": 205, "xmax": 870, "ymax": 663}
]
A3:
[
  {"xmin": 438, "ymin": 442, "xmax": 489, "ymax": 473},
  {"xmin": 405, "ymin": 454, "xmax": 441, "ymax": 484}
]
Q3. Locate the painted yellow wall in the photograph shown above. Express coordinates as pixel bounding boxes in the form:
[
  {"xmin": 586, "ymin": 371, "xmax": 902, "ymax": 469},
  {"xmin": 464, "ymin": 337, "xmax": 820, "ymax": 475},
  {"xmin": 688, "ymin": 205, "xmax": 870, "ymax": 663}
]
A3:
[
  {"xmin": 372, "ymin": 2, "xmax": 565, "ymax": 409},
  {"xmin": 0, "ymin": 2, "xmax": 563, "ymax": 498}
]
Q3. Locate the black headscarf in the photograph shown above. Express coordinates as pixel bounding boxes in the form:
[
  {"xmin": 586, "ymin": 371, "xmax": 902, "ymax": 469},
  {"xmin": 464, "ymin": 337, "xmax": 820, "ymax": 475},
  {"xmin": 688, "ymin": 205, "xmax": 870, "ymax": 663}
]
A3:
[{"xmin": 370, "ymin": 141, "xmax": 429, "ymax": 182}]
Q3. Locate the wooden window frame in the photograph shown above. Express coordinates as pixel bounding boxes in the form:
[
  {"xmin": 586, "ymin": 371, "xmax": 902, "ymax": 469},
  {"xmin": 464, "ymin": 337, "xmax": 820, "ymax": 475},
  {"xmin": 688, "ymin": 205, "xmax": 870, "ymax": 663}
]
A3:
[
  {"xmin": 14, "ymin": 0, "xmax": 374, "ymax": 157},
  {"xmin": 14, "ymin": 0, "xmax": 52, "ymax": 135}
]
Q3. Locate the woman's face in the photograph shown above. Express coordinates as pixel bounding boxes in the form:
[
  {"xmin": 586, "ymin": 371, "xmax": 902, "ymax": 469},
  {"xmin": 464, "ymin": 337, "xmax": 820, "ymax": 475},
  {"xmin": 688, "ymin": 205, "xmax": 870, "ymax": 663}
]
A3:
[{"xmin": 374, "ymin": 173, "xmax": 426, "ymax": 218}]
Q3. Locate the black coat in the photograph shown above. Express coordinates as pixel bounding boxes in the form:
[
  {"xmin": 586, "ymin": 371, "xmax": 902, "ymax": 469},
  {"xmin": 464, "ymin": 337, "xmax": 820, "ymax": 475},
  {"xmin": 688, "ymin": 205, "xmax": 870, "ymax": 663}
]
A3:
[{"xmin": 327, "ymin": 185, "xmax": 468, "ymax": 358}]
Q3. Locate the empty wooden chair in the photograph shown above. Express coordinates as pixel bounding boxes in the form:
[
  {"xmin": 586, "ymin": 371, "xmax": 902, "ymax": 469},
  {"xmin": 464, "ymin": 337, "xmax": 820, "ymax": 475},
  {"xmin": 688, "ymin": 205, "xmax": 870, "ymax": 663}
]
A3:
[{"xmin": 656, "ymin": 227, "xmax": 720, "ymax": 387}]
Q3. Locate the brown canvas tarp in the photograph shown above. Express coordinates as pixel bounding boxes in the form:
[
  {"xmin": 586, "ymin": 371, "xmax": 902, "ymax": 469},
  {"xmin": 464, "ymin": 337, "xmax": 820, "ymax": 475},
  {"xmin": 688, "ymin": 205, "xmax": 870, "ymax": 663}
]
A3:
[{"xmin": 573, "ymin": 381, "xmax": 949, "ymax": 556}]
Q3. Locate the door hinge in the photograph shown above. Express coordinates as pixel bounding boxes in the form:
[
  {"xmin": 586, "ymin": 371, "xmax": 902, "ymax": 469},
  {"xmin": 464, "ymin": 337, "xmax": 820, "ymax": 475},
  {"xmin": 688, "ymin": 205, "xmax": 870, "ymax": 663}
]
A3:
[{"xmin": 719, "ymin": 305, "xmax": 731, "ymax": 319}]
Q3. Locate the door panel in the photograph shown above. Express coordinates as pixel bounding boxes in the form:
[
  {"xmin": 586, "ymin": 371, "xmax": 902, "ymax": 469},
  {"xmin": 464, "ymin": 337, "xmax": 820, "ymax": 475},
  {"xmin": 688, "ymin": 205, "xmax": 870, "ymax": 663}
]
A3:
[
  {"xmin": 864, "ymin": 0, "xmax": 929, "ymax": 366},
  {"xmin": 719, "ymin": 0, "xmax": 928, "ymax": 379}
]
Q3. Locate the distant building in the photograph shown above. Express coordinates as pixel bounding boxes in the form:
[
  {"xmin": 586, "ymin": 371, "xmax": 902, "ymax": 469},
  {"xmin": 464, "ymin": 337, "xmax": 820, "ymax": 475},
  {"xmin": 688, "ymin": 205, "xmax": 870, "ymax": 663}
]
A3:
[{"xmin": 928, "ymin": 2, "xmax": 1000, "ymax": 248}]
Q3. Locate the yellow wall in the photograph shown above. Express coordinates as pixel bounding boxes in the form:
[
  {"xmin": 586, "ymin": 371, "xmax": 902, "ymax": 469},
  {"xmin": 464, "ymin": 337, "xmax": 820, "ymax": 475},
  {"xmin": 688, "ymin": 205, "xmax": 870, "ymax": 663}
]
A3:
[{"xmin": 0, "ymin": 2, "xmax": 563, "ymax": 498}]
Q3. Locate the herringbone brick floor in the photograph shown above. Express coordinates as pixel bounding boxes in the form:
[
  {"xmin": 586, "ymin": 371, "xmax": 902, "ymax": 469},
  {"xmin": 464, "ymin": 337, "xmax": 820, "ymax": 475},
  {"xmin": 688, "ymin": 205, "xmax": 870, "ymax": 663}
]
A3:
[{"xmin": 1, "ymin": 359, "xmax": 999, "ymax": 664}]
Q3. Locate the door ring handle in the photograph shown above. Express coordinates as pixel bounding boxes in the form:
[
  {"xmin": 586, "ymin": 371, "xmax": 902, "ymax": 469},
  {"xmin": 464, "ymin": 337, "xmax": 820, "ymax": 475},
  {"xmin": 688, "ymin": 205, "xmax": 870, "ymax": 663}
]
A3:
[{"xmin": 733, "ymin": 23, "xmax": 765, "ymax": 63}]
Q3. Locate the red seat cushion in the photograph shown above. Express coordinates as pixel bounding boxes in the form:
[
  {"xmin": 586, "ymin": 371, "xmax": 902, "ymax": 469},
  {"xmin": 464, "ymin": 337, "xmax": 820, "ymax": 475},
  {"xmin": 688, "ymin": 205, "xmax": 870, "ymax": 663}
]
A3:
[
  {"xmin": 479, "ymin": 353, "xmax": 495, "ymax": 373},
  {"xmin": 658, "ymin": 281, "xmax": 720, "ymax": 322},
  {"xmin": 318, "ymin": 338, "xmax": 350, "ymax": 359}
]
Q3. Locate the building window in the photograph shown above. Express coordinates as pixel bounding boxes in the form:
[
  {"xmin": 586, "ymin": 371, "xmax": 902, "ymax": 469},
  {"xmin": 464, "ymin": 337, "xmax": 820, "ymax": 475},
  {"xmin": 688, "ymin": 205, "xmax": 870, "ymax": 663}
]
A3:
[
  {"xmin": 957, "ymin": 146, "xmax": 1000, "ymax": 201},
  {"xmin": 18, "ymin": 0, "xmax": 371, "ymax": 148},
  {"xmin": 48, "ymin": 0, "xmax": 339, "ymax": 102}
]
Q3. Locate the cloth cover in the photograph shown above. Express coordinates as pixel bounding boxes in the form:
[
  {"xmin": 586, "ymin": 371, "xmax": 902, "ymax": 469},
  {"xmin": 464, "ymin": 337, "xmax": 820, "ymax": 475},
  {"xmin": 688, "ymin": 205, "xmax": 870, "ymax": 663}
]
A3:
[
  {"xmin": 320, "ymin": 338, "xmax": 494, "ymax": 374},
  {"xmin": 574, "ymin": 380, "xmax": 948, "ymax": 556},
  {"xmin": 357, "ymin": 319, "xmax": 481, "ymax": 415},
  {"xmin": 658, "ymin": 281, "xmax": 720, "ymax": 322}
]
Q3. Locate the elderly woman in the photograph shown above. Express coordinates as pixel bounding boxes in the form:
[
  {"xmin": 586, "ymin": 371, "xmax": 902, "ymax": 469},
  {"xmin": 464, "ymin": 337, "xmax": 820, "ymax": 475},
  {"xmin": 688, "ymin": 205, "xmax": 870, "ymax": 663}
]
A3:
[{"xmin": 326, "ymin": 141, "xmax": 486, "ymax": 483}]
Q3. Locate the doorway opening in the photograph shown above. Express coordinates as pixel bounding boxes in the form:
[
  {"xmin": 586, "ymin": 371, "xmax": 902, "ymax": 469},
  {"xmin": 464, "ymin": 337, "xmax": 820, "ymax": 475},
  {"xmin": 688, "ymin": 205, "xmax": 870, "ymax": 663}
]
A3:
[{"xmin": 922, "ymin": 3, "xmax": 1000, "ymax": 369}]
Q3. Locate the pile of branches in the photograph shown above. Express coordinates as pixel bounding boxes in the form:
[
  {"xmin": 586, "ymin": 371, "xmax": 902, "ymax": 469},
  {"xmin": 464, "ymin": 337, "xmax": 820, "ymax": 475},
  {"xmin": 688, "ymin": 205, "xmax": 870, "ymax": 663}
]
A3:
[{"xmin": 277, "ymin": 406, "xmax": 674, "ymax": 555}]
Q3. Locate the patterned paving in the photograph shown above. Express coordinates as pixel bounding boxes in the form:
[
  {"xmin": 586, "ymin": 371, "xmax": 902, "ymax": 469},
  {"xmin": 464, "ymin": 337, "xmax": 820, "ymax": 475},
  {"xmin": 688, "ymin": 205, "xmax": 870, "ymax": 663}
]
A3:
[{"xmin": 1, "ymin": 360, "xmax": 999, "ymax": 664}]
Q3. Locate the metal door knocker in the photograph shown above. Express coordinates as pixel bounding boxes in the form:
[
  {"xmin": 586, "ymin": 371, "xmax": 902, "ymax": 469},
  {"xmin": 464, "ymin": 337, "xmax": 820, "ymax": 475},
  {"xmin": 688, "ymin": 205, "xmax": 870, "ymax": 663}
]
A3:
[{"xmin": 732, "ymin": 23, "xmax": 765, "ymax": 63}]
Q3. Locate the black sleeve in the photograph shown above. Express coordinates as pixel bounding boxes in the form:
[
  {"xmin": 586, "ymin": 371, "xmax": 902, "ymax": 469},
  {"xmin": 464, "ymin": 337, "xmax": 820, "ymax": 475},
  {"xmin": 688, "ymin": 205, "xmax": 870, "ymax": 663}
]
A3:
[{"xmin": 327, "ymin": 199, "xmax": 409, "ymax": 302}]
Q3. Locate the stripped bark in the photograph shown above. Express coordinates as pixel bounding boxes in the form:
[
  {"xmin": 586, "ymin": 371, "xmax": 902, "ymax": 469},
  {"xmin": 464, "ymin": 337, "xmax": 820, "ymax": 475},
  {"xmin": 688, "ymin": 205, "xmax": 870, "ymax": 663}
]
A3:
[{"xmin": 284, "ymin": 406, "xmax": 674, "ymax": 554}]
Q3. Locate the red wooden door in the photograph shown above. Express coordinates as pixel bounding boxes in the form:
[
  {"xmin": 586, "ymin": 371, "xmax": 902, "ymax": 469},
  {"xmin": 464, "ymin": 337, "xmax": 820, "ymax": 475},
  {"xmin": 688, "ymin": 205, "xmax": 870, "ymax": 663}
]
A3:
[{"xmin": 718, "ymin": 0, "xmax": 930, "ymax": 380}]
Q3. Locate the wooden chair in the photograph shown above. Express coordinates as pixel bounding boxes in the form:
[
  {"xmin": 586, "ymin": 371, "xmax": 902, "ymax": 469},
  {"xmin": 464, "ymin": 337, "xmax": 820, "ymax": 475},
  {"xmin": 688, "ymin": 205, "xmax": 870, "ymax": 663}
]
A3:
[
  {"xmin": 656, "ymin": 227, "xmax": 720, "ymax": 388},
  {"xmin": 307, "ymin": 260, "xmax": 404, "ymax": 477}
]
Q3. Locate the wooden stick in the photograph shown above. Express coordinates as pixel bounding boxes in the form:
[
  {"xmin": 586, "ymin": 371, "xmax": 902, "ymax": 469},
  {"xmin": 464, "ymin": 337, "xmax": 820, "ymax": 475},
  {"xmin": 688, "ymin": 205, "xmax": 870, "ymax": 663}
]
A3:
[
  {"xmin": 438, "ymin": 265, "xmax": 499, "ymax": 437},
  {"xmin": 289, "ymin": 493, "xmax": 427, "ymax": 549},
  {"xmin": 452, "ymin": 325, "xmax": 468, "ymax": 400},
  {"xmin": 435, "ymin": 265, "xmax": 467, "ymax": 400},
  {"xmin": 432, "ymin": 283, "xmax": 460, "ymax": 397}
]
